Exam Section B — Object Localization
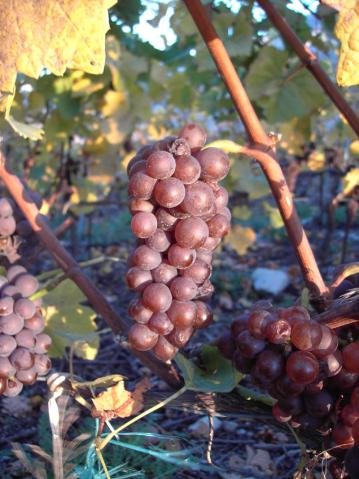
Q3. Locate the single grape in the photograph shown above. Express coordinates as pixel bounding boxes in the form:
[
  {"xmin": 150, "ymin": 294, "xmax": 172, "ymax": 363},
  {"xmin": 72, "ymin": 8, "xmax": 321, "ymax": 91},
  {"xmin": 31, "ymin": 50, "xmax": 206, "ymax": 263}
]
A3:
[
  {"xmin": 144, "ymin": 232, "xmax": 169, "ymax": 256},
  {"xmin": 16, "ymin": 367, "xmax": 37, "ymax": 385},
  {"xmin": 152, "ymin": 336, "xmax": 178, "ymax": 361},
  {"xmin": 290, "ymin": 319, "xmax": 323, "ymax": 351},
  {"xmin": 24, "ymin": 313, "xmax": 45, "ymax": 334},
  {"xmin": 265, "ymin": 319, "xmax": 291, "ymax": 344},
  {"xmin": 153, "ymin": 178, "xmax": 186, "ymax": 208},
  {"xmin": 180, "ymin": 259, "xmax": 211, "ymax": 285},
  {"xmin": 6, "ymin": 265, "xmax": 26, "ymax": 283},
  {"xmin": 174, "ymin": 217, "xmax": 209, "ymax": 249},
  {"xmin": 248, "ymin": 309, "xmax": 275, "ymax": 339},
  {"xmin": 207, "ymin": 214, "xmax": 230, "ymax": 238},
  {"xmin": 167, "ymin": 244, "xmax": 196, "ymax": 269},
  {"xmin": 155, "ymin": 208, "xmax": 178, "ymax": 231},
  {"xmin": 197, "ymin": 236, "xmax": 221, "ymax": 252},
  {"xmin": 216, "ymin": 207, "xmax": 231, "ymax": 221},
  {"xmin": 125, "ymin": 267, "xmax": 153, "ymax": 291},
  {"xmin": 235, "ymin": 330, "xmax": 266, "ymax": 358},
  {"xmin": 131, "ymin": 212, "xmax": 157, "ymax": 239},
  {"xmin": 0, "ymin": 313, "xmax": 24, "ymax": 335},
  {"xmin": 148, "ymin": 312, "xmax": 174, "ymax": 335},
  {"xmin": 328, "ymin": 368, "xmax": 358, "ymax": 390},
  {"xmin": 178, "ymin": 124, "xmax": 207, "ymax": 152},
  {"xmin": 2, "ymin": 285, "xmax": 21, "ymax": 298},
  {"xmin": 272, "ymin": 403, "xmax": 292, "ymax": 423},
  {"xmin": 286, "ymin": 351, "xmax": 319, "ymax": 384},
  {"xmin": 3, "ymin": 378, "xmax": 23, "ymax": 397},
  {"xmin": 332, "ymin": 423, "xmax": 354, "ymax": 449},
  {"xmin": 196, "ymin": 147, "xmax": 230, "ymax": 182},
  {"xmin": 216, "ymin": 332, "xmax": 236, "ymax": 360},
  {"xmin": 128, "ymin": 160, "xmax": 147, "ymax": 177},
  {"xmin": 14, "ymin": 274, "xmax": 39, "ymax": 298},
  {"xmin": 196, "ymin": 250, "xmax": 212, "ymax": 265},
  {"xmin": 0, "ymin": 335, "xmax": 17, "ymax": 357},
  {"xmin": 10, "ymin": 347, "xmax": 34, "ymax": 370},
  {"xmin": 0, "ymin": 216, "xmax": 16, "ymax": 236},
  {"xmin": 0, "ymin": 296, "xmax": 14, "ymax": 316},
  {"xmin": 128, "ymin": 172, "xmax": 157, "ymax": 200},
  {"xmin": 193, "ymin": 301, "xmax": 213, "ymax": 329},
  {"xmin": 182, "ymin": 181, "xmax": 215, "ymax": 217},
  {"xmin": 279, "ymin": 305, "xmax": 310, "ymax": 324},
  {"xmin": 341, "ymin": 404, "xmax": 359, "ymax": 427},
  {"xmin": 212, "ymin": 185, "xmax": 229, "ymax": 209},
  {"xmin": 311, "ymin": 325, "xmax": 338, "ymax": 358},
  {"xmin": 142, "ymin": 283, "xmax": 172, "ymax": 313},
  {"xmin": 132, "ymin": 245, "xmax": 162, "ymax": 271},
  {"xmin": 196, "ymin": 279, "xmax": 214, "ymax": 300},
  {"xmin": 170, "ymin": 277, "xmax": 198, "ymax": 301},
  {"xmin": 166, "ymin": 300, "xmax": 197, "ymax": 328},
  {"xmin": 34, "ymin": 333, "xmax": 52, "ymax": 354},
  {"xmin": 173, "ymin": 155, "xmax": 201, "ymax": 184},
  {"xmin": 128, "ymin": 324, "xmax": 158, "ymax": 351},
  {"xmin": 34, "ymin": 354, "xmax": 51, "ymax": 375},
  {"xmin": 145, "ymin": 151, "xmax": 176, "ymax": 179},
  {"xmin": 318, "ymin": 351, "xmax": 342, "ymax": 379},
  {"xmin": 233, "ymin": 349, "xmax": 254, "ymax": 373},
  {"xmin": 342, "ymin": 342, "xmax": 359, "ymax": 374},
  {"xmin": 0, "ymin": 198, "xmax": 14, "ymax": 217},
  {"xmin": 304, "ymin": 391, "xmax": 334, "ymax": 417},
  {"xmin": 167, "ymin": 326, "xmax": 193, "ymax": 348},
  {"xmin": 137, "ymin": 143, "xmax": 156, "ymax": 160},
  {"xmin": 254, "ymin": 349, "xmax": 285, "ymax": 382},
  {"xmin": 275, "ymin": 374, "xmax": 305, "ymax": 397},
  {"xmin": 0, "ymin": 357, "xmax": 16, "ymax": 376},
  {"xmin": 152, "ymin": 261, "xmax": 178, "ymax": 284},
  {"xmin": 15, "ymin": 329, "xmax": 35, "ymax": 349},
  {"xmin": 14, "ymin": 298, "xmax": 36, "ymax": 320},
  {"xmin": 129, "ymin": 198, "xmax": 154, "ymax": 215},
  {"xmin": 128, "ymin": 299, "xmax": 153, "ymax": 324}
]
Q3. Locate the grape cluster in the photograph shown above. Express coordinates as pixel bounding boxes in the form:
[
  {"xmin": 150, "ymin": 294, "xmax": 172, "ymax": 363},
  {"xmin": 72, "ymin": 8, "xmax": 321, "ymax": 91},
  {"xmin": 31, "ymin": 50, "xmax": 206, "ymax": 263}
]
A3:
[
  {"xmin": 217, "ymin": 303, "xmax": 359, "ymax": 453},
  {"xmin": 125, "ymin": 123, "xmax": 231, "ymax": 361},
  {"xmin": 0, "ymin": 264, "xmax": 51, "ymax": 397}
]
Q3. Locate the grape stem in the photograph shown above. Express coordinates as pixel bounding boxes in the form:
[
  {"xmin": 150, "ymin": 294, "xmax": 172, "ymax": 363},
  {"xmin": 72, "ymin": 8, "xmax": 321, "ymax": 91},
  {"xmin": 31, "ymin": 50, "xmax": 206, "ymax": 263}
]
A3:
[
  {"xmin": 256, "ymin": 0, "xmax": 359, "ymax": 136},
  {"xmin": 183, "ymin": 0, "xmax": 328, "ymax": 305},
  {"xmin": 0, "ymin": 151, "xmax": 182, "ymax": 389}
]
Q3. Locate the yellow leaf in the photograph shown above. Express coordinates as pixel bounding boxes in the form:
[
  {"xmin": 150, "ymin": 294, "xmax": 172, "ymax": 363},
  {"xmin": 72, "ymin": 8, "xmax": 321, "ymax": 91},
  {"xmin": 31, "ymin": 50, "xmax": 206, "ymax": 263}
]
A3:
[
  {"xmin": 334, "ymin": 1, "xmax": 359, "ymax": 86},
  {"xmin": 43, "ymin": 279, "xmax": 99, "ymax": 359},
  {"xmin": 0, "ymin": 0, "xmax": 116, "ymax": 101},
  {"xmin": 343, "ymin": 168, "xmax": 359, "ymax": 196},
  {"xmin": 349, "ymin": 139, "xmax": 359, "ymax": 156},
  {"xmin": 6, "ymin": 115, "xmax": 44, "ymax": 140},
  {"xmin": 307, "ymin": 150, "xmax": 326, "ymax": 171},
  {"xmin": 225, "ymin": 224, "xmax": 256, "ymax": 255},
  {"xmin": 92, "ymin": 377, "xmax": 151, "ymax": 418},
  {"xmin": 101, "ymin": 90, "xmax": 127, "ymax": 117},
  {"xmin": 262, "ymin": 202, "xmax": 284, "ymax": 229},
  {"xmin": 206, "ymin": 139, "xmax": 243, "ymax": 154}
]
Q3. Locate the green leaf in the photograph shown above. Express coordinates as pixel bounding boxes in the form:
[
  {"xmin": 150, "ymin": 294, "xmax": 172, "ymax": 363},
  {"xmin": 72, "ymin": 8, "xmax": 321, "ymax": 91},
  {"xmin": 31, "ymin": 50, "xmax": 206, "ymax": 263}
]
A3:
[
  {"xmin": 232, "ymin": 157, "xmax": 270, "ymax": 200},
  {"xmin": 262, "ymin": 201, "xmax": 284, "ymax": 229},
  {"xmin": 43, "ymin": 279, "xmax": 99, "ymax": 360},
  {"xmin": 6, "ymin": 115, "xmax": 44, "ymax": 140},
  {"xmin": 176, "ymin": 345, "xmax": 242, "ymax": 393}
]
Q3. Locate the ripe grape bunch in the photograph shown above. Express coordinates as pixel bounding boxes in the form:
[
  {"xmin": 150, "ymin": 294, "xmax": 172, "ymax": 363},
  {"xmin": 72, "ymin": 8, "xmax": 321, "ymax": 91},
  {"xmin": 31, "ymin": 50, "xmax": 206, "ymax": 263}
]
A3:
[
  {"xmin": 0, "ymin": 264, "xmax": 51, "ymax": 397},
  {"xmin": 217, "ymin": 304, "xmax": 359, "ymax": 454},
  {"xmin": 125, "ymin": 123, "xmax": 231, "ymax": 361}
]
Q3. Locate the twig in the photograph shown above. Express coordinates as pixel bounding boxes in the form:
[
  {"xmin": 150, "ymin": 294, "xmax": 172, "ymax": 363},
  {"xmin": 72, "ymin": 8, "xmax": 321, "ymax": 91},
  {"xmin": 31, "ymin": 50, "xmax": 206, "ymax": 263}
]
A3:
[
  {"xmin": 0, "ymin": 151, "xmax": 181, "ymax": 389},
  {"xmin": 256, "ymin": 0, "xmax": 359, "ymax": 137},
  {"xmin": 183, "ymin": 0, "xmax": 328, "ymax": 303}
]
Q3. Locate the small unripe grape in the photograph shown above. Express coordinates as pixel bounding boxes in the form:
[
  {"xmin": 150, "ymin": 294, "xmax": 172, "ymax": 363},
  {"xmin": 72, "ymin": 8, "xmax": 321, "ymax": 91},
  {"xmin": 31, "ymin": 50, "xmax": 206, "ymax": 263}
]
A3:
[{"xmin": 128, "ymin": 324, "xmax": 158, "ymax": 351}]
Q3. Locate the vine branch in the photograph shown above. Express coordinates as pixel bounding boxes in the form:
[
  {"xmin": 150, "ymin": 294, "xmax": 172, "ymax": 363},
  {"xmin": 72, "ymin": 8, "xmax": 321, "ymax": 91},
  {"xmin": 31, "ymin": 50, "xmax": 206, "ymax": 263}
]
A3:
[
  {"xmin": 257, "ymin": 0, "xmax": 359, "ymax": 137},
  {"xmin": 183, "ymin": 0, "xmax": 328, "ymax": 302},
  {"xmin": 0, "ymin": 151, "xmax": 181, "ymax": 389}
]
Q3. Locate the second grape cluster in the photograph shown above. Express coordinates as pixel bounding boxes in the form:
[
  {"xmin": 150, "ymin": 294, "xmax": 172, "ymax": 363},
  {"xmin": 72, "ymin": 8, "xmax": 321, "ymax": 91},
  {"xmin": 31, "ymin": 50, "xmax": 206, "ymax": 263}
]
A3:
[{"xmin": 126, "ymin": 123, "xmax": 231, "ymax": 361}]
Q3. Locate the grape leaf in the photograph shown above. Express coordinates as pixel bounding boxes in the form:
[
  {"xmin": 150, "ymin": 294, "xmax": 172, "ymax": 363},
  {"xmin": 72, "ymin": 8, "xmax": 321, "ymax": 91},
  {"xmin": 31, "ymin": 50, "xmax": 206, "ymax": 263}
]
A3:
[
  {"xmin": 343, "ymin": 168, "xmax": 359, "ymax": 196},
  {"xmin": 334, "ymin": 2, "xmax": 359, "ymax": 86},
  {"xmin": 176, "ymin": 346, "xmax": 242, "ymax": 393},
  {"xmin": 42, "ymin": 279, "xmax": 99, "ymax": 360},
  {"xmin": 224, "ymin": 224, "xmax": 256, "ymax": 256},
  {"xmin": 0, "ymin": 0, "xmax": 116, "ymax": 101}
]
